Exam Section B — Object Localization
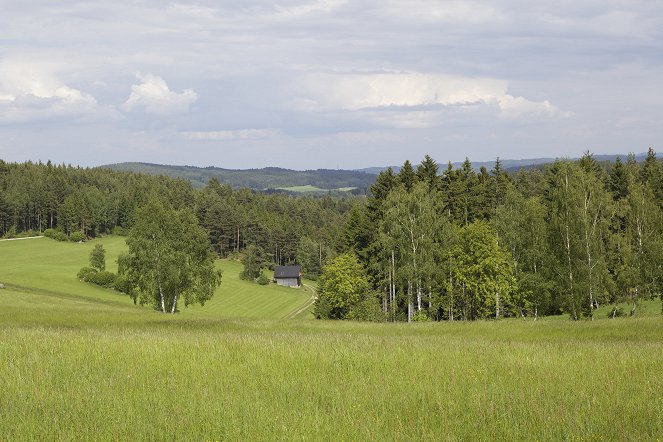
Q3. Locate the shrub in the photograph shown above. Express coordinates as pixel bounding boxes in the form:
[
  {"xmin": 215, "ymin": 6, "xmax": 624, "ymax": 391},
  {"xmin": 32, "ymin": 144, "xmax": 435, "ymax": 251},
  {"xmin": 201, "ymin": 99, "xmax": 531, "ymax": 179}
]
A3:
[
  {"xmin": 412, "ymin": 311, "xmax": 430, "ymax": 322},
  {"xmin": 256, "ymin": 273, "xmax": 270, "ymax": 285},
  {"xmin": 77, "ymin": 267, "xmax": 97, "ymax": 281},
  {"xmin": 69, "ymin": 231, "xmax": 86, "ymax": 242},
  {"xmin": 113, "ymin": 275, "xmax": 130, "ymax": 293},
  {"xmin": 44, "ymin": 229, "xmax": 69, "ymax": 242},
  {"xmin": 348, "ymin": 296, "xmax": 386, "ymax": 322},
  {"xmin": 87, "ymin": 271, "xmax": 117, "ymax": 288}
]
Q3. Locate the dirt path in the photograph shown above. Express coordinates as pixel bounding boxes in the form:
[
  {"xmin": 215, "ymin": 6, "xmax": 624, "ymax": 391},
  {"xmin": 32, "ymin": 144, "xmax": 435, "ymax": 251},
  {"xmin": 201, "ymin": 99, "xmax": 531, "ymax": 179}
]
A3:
[
  {"xmin": 286, "ymin": 283, "xmax": 317, "ymax": 319},
  {"xmin": 0, "ymin": 236, "xmax": 44, "ymax": 242}
]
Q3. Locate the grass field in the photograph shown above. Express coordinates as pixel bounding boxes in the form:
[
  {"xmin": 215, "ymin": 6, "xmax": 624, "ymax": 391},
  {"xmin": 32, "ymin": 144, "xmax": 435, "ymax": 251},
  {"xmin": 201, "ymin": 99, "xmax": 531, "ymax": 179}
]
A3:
[
  {"xmin": 1, "ymin": 237, "xmax": 662, "ymax": 440},
  {"xmin": 0, "ymin": 236, "xmax": 314, "ymax": 319},
  {"xmin": 275, "ymin": 184, "xmax": 357, "ymax": 193}
]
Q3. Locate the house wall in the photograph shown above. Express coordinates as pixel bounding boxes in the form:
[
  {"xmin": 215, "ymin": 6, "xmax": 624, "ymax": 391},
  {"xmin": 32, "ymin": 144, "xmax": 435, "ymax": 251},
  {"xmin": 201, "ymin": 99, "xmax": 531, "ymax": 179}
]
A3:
[{"xmin": 276, "ymin": 278, "xmax": 300, "ymax": 287}]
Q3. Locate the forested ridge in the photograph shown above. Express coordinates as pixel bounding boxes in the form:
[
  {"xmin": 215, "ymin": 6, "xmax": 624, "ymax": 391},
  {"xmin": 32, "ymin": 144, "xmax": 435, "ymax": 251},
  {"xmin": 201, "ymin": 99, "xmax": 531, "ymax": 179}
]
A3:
[
  {"xmin": 103, "ymin": 162, "xmax": 376, "ymax": 191},
  {"xmin": 0, "ymin": 159, "xmax": 351, "ymax": 270},
  {"xmin": 1, "ymin": 150, "xmax": 662, "ymax": 321}
]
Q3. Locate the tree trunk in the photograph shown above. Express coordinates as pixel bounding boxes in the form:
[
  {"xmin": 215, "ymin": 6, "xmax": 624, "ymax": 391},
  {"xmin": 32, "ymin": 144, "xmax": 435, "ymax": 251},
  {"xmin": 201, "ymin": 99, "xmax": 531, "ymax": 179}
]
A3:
[
  {"xmin": 171, "ymin": 293, "xmax": 178, "ymax": 314},
  {"xmin": 158, "ymin": 281, "xmax": 165, "ymax": 313}
]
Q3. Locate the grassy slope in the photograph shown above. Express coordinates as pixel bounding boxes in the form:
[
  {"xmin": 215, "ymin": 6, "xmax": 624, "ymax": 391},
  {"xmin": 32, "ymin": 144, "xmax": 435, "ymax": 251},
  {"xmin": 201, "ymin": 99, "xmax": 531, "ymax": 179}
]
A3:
[
  {"xmin": 0, "ymin": 236, "xmax": 313, "ymax": 319},
  {"xmin": 1, "ymin": 237, "xmax": 662, "ymax": 440},
  {"xmin": 0, "ymin": 289, "xmax": 662, "ymax": 441}
]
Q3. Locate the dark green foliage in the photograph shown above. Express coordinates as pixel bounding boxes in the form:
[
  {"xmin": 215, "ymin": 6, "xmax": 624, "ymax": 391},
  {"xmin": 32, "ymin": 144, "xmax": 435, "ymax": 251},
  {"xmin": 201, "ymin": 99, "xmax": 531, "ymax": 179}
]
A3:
[
  {"xmin": 396, "ymin": 160, "xmax": 416, "ymax": 192},
  {"xmin": 256, "ymin": 273, "xmax": 270, "ymax": 285},
  {"xmin": 69, "ymin": 231, "xmax": 85, "ymax": 242},
  {"xmin": 86, "ymin": 271, "xmax": 117, "ymax": 288},
  {"xmin": 104, "ymin": 162, "xmax": 376, "ymax": 191},
  {"xmin": 241, "ymin": 245, "xmax": 266, "ymax": 281},
  {"xmin": 77, "ymin": 267, "xmax": 97, "ymax": 281},
  {"xmin": 415, "ymin": 154, "xmax": 439, "ymax": 191},
  {"xmin": 77, "ymin": 267, "xmax": 117, "ymax": 289},
  {"xmin": 44, "ymin": 228, "xmax": 69, "ymax": 242}
]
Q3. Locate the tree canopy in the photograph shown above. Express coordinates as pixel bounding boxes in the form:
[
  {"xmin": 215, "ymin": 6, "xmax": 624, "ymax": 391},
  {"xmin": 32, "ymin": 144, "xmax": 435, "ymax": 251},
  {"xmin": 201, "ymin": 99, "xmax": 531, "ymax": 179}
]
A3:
[{"xmin": 119, "ymin": 200, "xmax": 221, "ymax": 313}]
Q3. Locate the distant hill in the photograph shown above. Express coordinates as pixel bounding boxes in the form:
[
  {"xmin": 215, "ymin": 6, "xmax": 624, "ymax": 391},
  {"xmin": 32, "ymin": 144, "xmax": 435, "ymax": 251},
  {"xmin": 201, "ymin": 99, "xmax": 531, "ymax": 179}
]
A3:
[
  {"xmin": 358, "ymin": 153, "xmax": 648, "ymax": 175},
  {"xmin": 101, "ymin": 162, "xmax": 376, "ymax": 192},
  {"xmin": 103, "ymin": 153, "xmax": 646, "ymax": 192}
]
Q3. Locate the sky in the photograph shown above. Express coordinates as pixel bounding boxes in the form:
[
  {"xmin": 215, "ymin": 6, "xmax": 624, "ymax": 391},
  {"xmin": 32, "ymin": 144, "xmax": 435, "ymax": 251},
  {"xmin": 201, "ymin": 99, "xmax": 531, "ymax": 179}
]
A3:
[{"xmin": 0, "ymin": 0, "xmax": 662, "ymax": 170}]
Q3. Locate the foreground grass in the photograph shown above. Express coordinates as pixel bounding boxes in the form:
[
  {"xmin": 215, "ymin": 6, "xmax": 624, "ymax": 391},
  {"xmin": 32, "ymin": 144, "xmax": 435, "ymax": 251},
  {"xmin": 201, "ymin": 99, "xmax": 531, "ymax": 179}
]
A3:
[
  {"xmin": 1, "ymin": 285, "xmax": 662, "ymax": 441},
  {"xmin": 0, "ymin": 236, "xmax": 313, "ymax": 319}
]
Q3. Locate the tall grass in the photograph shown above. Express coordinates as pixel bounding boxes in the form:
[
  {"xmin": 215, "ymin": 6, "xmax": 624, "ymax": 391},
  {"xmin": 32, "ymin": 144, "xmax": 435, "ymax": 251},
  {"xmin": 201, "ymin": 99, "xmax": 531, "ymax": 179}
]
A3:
[{"xmin": 1, "ymin": 286, "xmax": 662, "ymax": 441}]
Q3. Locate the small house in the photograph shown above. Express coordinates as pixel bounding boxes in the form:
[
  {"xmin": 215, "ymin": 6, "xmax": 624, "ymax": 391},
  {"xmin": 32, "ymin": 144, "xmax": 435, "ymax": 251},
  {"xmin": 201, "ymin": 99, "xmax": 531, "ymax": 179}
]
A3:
[{"xmin": 273, "ymin": 265, "xmax": 302, "ymax": 288}]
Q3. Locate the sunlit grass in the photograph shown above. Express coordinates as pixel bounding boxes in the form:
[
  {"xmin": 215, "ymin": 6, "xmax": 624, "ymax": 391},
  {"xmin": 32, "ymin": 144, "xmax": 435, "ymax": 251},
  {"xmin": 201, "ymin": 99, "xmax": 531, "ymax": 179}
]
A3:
[
  {"xmin": 0, "ymin": 236, "xmax": 313, "ymax": 319},
  {"xmin": 1, "ymin": 237, "xmax": 662, "ymax": 440}
]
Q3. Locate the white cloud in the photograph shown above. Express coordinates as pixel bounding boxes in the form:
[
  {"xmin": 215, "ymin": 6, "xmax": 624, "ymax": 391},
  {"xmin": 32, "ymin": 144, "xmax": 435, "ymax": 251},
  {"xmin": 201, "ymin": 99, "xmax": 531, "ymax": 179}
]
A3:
[
  {"xmin": 294, "ymin": 71, "xmax": 566, "ymax": 125},
  {"xmin": 0, "ymin": 60, "xmax": 102, "ymax": 123},
  {"xmin": 297, "ymin": 72, "xmax": 507, "ymax": 110},
  {"xmin": 123, "ymin": 73, "xmax": 198, "ymax": 115},
  {"xmin": 497, "ymin": 94, "xmax": 567, "ymax": 119}
]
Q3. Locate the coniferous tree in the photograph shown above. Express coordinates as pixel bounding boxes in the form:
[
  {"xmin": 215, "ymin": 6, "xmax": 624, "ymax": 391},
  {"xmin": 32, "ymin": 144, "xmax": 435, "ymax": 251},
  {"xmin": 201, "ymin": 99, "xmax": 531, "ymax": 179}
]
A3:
[{"xmin": 396, "ymin": 160, "xmax": 416, "ymax": 192}]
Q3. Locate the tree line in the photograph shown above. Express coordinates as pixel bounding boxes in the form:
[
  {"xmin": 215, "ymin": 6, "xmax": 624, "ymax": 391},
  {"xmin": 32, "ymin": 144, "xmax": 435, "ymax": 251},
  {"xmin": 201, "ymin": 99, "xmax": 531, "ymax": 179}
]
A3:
[
  {"xmin": 325, "ymin": 150, "xmax": 663, "ymax": 321},
  {"xmin": 2, "ymin": 152, "xmax": 662, "ymax": 321},
  {"xmin": 0, "ymin": 159, "xmax": 351, "ymax": 276}
]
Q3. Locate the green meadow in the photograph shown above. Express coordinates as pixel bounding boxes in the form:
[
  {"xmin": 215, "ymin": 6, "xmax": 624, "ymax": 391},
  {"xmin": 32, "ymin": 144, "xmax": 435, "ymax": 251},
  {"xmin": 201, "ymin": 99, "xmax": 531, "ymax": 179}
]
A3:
[
  {"xmin": 275, "ymin": 184, "xmax": 357, "ymax": 193},
  {"xmin": 0, "ymin": 236, "xmax": 314, "ymax": 319},
  {"xmin": 1, "ymin": 237, "xmax": 662, "ymax": 440}
]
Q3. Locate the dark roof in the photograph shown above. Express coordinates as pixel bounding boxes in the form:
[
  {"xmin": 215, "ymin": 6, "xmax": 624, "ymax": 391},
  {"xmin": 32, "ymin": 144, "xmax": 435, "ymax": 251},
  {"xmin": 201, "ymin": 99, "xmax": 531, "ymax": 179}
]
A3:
[{"xmin": 274, "ymin": 265, "xmax": 301, "ymax": 279}]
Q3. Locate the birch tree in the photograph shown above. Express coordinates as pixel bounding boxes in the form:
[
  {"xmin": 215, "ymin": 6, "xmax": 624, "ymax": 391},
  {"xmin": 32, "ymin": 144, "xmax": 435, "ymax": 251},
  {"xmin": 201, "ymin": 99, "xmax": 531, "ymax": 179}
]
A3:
[{"xmin": 119, "ymin": 200, "xmax": 221, "ymax": 313}]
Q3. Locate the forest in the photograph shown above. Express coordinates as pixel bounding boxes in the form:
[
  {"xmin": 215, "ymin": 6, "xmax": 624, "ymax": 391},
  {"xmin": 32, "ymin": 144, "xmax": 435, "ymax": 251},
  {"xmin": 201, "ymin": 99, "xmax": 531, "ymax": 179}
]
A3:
[{"xmin": 1, "ymin": 150, "xmax": 662, "ymax": 321}]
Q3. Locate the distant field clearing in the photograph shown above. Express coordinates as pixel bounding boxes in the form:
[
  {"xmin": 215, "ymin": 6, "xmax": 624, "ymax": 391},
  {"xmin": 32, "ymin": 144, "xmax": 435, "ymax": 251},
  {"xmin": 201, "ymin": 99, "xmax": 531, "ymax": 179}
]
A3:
[{"xmin": 274, "ymin": 184, "xmax": 357, "ymax": 192}]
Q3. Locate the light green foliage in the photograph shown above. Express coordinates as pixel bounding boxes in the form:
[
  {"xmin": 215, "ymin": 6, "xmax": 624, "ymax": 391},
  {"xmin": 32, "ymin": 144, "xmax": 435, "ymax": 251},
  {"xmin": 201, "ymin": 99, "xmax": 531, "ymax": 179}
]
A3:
[
  {"xmin": 315, "ymin": 253, "xmax": 371, "ymax": 319},
  {"xmin": 380, "ymin": 182, "xmax": 449, "ymax": 318},
  {"xmin": 89, "ymin": 244, "xmax": 105, "ymax": 271},
  {"xmin": 449, "ymin": 220, "xmax": 516, "ymax": 319},
  {"xmin": 120, "ymin": 200, "xmax": 221, "ymax": 313}
]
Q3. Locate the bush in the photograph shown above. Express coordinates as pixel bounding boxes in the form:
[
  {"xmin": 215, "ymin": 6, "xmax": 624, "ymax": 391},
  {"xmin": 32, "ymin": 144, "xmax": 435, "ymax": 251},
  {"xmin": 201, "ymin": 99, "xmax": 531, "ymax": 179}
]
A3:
[
  {"xmin": 412, "ymin": 311, "xmax": 430, "ymax": 322},
  {"xmin": 113, "ymin": 275, "xmax": 130, "ymax": 293},
  {"xmin": 78, "ymin": 267, "xmax": 119, "ymax": 290},
  {"xmin": 87, "ymin": 271, "xmax": 117, "ymax": 288},
  {"xmin": 69, "ymin": 231, "xmax": 86, "ymax": 242},
  {"xmin": 77, "ymin": 267, "xmax": 97, "ymax": 281},
  {"xmin": 256, "ymin": 273, "xmax": 270, "ymax": 285},
  {"xmin": 348, "ymin": 295, "xmax": 386, "ymax": 322},
  {"xmin": 44, "ymin": 228, "xmax": 69, "ymax": 242}
]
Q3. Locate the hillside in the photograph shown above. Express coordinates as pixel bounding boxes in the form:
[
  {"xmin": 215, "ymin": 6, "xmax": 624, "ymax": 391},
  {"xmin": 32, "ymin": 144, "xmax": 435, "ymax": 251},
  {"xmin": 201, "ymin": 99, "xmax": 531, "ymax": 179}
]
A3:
[
  {"xmin": 0, "ymin": 236, "xmax": 315, "ymax": 319},
  {"xmin": 101, "ymin": 162, "xmax": 375, "ymax": 192}
]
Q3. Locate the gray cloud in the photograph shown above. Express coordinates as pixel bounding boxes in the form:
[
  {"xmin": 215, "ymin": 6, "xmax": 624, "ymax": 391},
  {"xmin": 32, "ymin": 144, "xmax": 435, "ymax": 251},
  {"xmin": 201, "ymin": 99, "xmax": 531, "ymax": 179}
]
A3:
[{"xmin": 0, "ymin": 0, "xmax": 661, "ymax": 168}]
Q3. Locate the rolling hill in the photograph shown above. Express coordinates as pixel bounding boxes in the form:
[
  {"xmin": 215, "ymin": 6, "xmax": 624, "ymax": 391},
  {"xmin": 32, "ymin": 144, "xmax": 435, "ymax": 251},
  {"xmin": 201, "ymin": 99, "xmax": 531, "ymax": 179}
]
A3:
[{"xmin": 101, "ymin": 162, "xmax": 375, "ymax": 192}]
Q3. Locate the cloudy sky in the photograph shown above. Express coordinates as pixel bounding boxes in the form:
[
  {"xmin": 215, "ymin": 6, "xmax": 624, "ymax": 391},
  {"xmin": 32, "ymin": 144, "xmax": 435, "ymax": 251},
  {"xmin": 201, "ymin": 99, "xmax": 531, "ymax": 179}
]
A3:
[{"xmin": 0, "ymin": 1, "xmax": 661, "ymax": 169}]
